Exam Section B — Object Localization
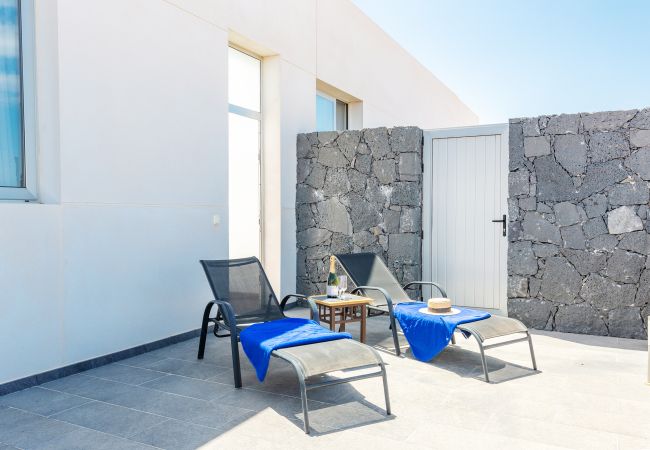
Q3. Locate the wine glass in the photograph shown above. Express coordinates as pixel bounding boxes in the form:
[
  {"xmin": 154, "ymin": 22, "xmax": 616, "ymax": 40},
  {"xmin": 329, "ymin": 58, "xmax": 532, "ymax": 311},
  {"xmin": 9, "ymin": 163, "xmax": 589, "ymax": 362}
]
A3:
[{"xmin": 338, "ymin": 275, "xmax": 348, "ymax": 299}]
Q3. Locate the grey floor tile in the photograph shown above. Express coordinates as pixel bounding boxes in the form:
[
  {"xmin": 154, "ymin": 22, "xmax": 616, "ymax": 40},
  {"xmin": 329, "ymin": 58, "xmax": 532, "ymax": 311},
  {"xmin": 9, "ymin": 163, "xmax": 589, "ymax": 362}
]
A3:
[
  {"xmin": 84, "ymin": 363, "xmax": 165, "ymax": 385},
  {"xmin": 42, "ymin": 374, "xmax": 137, "ymax": 402},
  {"xmin": 183, "ymin": 401, "xmax": 256, "ymax": 429},
  {"xmin": 140, "ymin": 374, "xmax": 230, "ymax": 401},
  {"xmin": 0, "ymin": 387, "xmax": 90, "ymax": 416},
  {"xmin": 142, "ymin": 358, "xmax": 228, "ymax": 381},
  {"xmin": 37, "ymin": 425, "xmax": 157, "ymax": 450},
  {"xmin": 50, "ymin": 400, "xmax": 168, "ymax": 439},
  {"xmin": 129, "ymin": 419, "xmax": 227, "ymax": 450},
  {"xmin": 0, "ymin": 407, "xmax": 81, "ymax": 449},
  {"xmin": 118, "ymin": 352, "xmax": 168, "ymax": 369},
  {"xmin": 104, "ymin": 384, "xmax": 213, "ymax": 421}
]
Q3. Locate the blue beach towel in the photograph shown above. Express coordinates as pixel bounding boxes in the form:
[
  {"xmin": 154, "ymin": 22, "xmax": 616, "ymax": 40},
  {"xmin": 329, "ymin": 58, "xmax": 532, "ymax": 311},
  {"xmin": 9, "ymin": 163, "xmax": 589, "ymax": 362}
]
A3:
[
  {"xmin": 239, "ymin": 318, "xmax": 352, "ymax": 382},
  {"xmin": 394, "ymin": 302, "xmax": 490, "ymax": 362}
]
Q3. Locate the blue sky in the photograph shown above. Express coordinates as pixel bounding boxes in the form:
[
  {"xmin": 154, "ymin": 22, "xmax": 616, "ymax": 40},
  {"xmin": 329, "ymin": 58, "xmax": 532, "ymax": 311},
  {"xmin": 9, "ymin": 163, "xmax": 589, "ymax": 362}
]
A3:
[{"xmin": 352, "ymin": 0, "xmax": 650, "ymax": 124}]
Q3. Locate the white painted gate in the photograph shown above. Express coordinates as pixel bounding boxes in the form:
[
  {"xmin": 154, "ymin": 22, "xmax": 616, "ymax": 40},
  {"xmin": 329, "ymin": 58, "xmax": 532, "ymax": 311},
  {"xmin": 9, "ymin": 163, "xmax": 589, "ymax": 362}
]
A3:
[{"xmin": 422, "ymin": 124, "xmax": 509, "ymax": 314}]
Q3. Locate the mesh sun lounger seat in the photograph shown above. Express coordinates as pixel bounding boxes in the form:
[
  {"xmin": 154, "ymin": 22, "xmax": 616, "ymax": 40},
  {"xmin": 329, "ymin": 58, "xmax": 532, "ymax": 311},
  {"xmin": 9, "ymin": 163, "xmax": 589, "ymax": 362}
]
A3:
[
  {"xmin": 335, "ymin": 252, "xmax": 537, "ymax": 382},
  {"xmin": 197, "ymin": 257, "xmax": 390, "ymax": 433}
]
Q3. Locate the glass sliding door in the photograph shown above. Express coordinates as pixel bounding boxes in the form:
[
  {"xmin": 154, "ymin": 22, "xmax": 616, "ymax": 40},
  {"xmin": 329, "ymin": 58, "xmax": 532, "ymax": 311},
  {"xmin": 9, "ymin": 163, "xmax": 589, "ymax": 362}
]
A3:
[{"xmin": 228, "ymin": 47, "xmax": 262, "ymax": 260}]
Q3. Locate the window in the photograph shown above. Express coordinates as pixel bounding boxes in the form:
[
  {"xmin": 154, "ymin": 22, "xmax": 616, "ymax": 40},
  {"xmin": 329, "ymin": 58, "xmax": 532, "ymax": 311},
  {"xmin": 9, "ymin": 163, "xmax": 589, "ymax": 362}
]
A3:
[
  {"xmin": 0, "ymin": 0, "xmax": 35, "ymax": 200},
  {"xmin": 228, "ymin": 46, "xmax": 262, "ymax": 259},
  {"xmin": 316, "ymin": 91, "xmax": 348, "ymax": 132}
]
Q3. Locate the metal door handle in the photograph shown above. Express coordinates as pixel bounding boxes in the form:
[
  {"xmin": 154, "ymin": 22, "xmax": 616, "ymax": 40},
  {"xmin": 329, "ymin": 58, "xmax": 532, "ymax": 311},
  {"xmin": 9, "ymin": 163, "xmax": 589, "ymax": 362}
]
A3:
[{"xmin": 492, "ymin": 214, "xmax": 506, "ymax": 237}]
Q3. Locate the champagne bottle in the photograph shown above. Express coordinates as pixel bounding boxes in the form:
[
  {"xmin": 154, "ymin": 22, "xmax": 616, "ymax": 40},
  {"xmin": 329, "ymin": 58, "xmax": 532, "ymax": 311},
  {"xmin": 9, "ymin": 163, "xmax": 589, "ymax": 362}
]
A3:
[{"xmin": 326, "ymin": 256, "xmax": 339, "ymax": 298}]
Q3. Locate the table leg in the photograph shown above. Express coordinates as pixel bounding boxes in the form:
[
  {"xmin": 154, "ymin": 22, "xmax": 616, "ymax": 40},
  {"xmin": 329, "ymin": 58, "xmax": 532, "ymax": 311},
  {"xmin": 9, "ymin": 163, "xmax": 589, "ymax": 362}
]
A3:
[
  {"xmin": 360, "ymin": 304, "xmax": 367, "ymax": 343},
  {"xmin": 339, "ymin": 307, "xmax": 346, "ymax": 332},
  {"xmin": 329, "ymin": 306, "xmax": 335, "ymax": 331}
]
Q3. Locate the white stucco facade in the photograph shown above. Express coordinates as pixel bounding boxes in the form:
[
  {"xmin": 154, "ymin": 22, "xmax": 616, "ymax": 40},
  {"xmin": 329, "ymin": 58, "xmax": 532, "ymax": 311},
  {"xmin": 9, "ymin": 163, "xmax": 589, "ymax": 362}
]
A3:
[{"xmin": 0, "ymin": 0, "xmax": 477, "ymax": 384}]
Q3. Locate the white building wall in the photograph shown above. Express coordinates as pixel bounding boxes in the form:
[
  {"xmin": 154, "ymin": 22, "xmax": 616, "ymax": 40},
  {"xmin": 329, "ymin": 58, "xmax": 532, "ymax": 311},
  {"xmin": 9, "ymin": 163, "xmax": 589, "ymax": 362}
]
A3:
[{"xmin": 0, "ymin": 0, "xmax": 477, "ymax": 384}]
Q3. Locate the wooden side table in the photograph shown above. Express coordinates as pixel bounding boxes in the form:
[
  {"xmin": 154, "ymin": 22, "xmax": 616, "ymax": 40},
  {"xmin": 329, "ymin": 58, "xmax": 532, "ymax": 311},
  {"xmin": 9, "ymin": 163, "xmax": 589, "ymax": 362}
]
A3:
[{"xmin": 310, "ymin": 294, "xmax": 372, "ymax": 343}]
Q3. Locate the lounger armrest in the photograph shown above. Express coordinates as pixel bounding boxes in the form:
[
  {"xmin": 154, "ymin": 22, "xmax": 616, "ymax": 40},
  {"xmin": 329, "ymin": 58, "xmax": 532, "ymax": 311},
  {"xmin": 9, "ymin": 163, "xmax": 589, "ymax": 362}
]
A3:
[
  {"xmin": 213, "ymin": 299, "xmax": 238, "ymax": 331},
  {"xmin": 402, "ymin": 281, "xmax": 448, "ymax": 298},
  {"xmin": 280, "ymin": 294, "xmax": 320, "ymax": 324},
  {"xmin": 351, "ymin": 285, "xmax": 395, "ymax": 312}
]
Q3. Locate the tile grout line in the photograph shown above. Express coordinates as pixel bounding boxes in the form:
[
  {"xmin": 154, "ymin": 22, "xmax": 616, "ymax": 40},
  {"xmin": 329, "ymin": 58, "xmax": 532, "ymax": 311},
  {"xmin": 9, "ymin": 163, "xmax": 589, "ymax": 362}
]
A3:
[{"xmin": 1, "ymin": 406, "xmax": 165, "ymax": 450}]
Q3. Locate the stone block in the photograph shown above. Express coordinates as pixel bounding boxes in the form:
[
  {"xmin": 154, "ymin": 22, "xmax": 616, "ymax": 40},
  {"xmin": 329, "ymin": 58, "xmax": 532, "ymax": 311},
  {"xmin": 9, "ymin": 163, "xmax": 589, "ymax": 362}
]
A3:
[
  {"xmin": 507, "ymin": 276, "xmax": 528, "ymax": 298},
  {"xmin": 560, "ymin": 224, "xmax": 586, "ymax": 250},
  {"xmin": 508, "ymin": 240, "xmax": 538, "ymax": 275},
  {"xmin": 316, "ymin": 198, "xmax": 352, "ymax": 234},
  {"xmin": 619, "ymin": 231, "xmax": 650, "ymax": 255},
  {"xmin": 539, "ymin": 256, "xmax": 582, "ymax": 303},
  {"xmin": 297, "ymin": 159, "xmax": 311, "ymax": 185},
  {"xmin": 582, "ymin": 193, "xmax": 608, "ymax": 218},
  {"xmin": 561, "ymin": 249, "xmax": 606, "ymax": 276},
  {"xmin": 391, "ymin": 182, "xmax": 420, "ymax": 206},
  {"xmin": 534, "ymin": 156, "xmax": 576, "ymax": 202},
  {"xmin": 553, "ymin": 202, "xmax": 580, "ymax": 226},
  {"xmin": 588, "ymin": 234, "xmax": 618, "ymax": 252},
  {"xmin": 348, "ymin": 169, "xmax": 366, "ymax": 193},
  {"xmin": 389, "ymin": 127, "xmax": 422, "ymax": 153},
  {"xmin": 297, "ymin": 134, "xmax": 311, "ymax": 158},
  {"xmin": 509, "ymin": 198, "xmax": 520, "ymax": 222},
  {"xmin": 398, "ymin": 153, "xmax": 421, "ymax": 181},
  {"xmin": 630, "ymin": 130, "xmax": 650, "ymax": 148},
  {"xmin": 608, "ymin": 178, "xmax": 649, "ymax": 206},
  {"xmin": 296, "ymin": 228, "xmax": 332, "ymax": 249},
  {"xmin": 318, "ymin": 131, "xmax": 339, "ymax": 144},
  {"xmin": 400, "ymin": 207, "xmax": 421, "ymax": 233},
  {"xmin": 544, "ymin": 114, "xmax": 579, "ymax": 135},
  {"xmin": 524, "ymin": 136, "xmax": 551, "ymax": 157},
  {"xmin": 607, "ymin": 206, "xmax": 643, "ymax": 234},
  {"xmin": 382, "ymin": 209, "xmax": 401, "ymax": 234},
  {"xmin": 305, "ymin": 162, "xmax": 326, "ymax": 189},
  {"xmin": 352, "ymin": 231, "xmax": 376, "ymax": 248},
  {"xmin": 635, "ymin": 269, "xmax": 650, "ymax": 305},
  {"xmin": 625, "ymin": 148, "xmax": 650, "ymax": 180},
  {"xmin": 605, "ymin": 249, "xmax": 645, "ymax": 283},
  {"xmin": 337, "ymin": 130, "xmax": 361, "ymax": 160},
  {"xmin": 554, "ymin": 135, "xmax": 587, "ymax": 175},
  {"xmin": 581, "ymin": 110, "xmax": 637, "ymax": 131},
  {"xmin": 509, "ymin": 170, "xmax": 530, "ymax": 196},
  {"xmin": 317, "ymin": 144, "xmax": 349, "ymax": 168},
  {"xmin": 296, "ymin": 185, "xmax": 323, "ymax": 204},
  {"xmin": 330, "ymin": 233, "xmax": 353, "ymax": 254},
  {"xmin": 519, "ymin": 196, "xmax": 536, "ymax": 211},
  {"xmin": 577, "ymin": 160, "xmax": 628, "ymax": 200},
  {"xmin": 580, "ymin": 273, "xmax": 637, "ymax": 309},
  {"xmin": 348, "ymin": 194, "xmax": 381, "ymax": 232},
  {"xmin": 533, "ymin": 243, "xmax": 559, "ymax": 257},
  {"xmin": 529, "ymin": 277, "xmax": 542, "ymax": 297},
  {"xmin": 388, "ymin": 233, "xmax": 421, "ymax": 266},
  {"xmin": 365, "ymin": 179, "xmax": 392, "ymax": 207},
  {"xmin": 522, "ymin": 211, "xmax": 561, "ymax": 244},
  {"xmin": 372, "ymin": 159, "xmax": 397, "ymax": 185},
  {"xmin": 509, "ymin": 122, "xmax": 526, "ymax": 171},
  {"xmin": 364, "ymin": 127, "xmax": 391, "ymax": 159},
  {"xmin": 555, "ymin": 304, "xmax": 608, "ymax": 335},
  {"xmin": 608, "ymin": 308, "xmax": 647, "ymax": 339},
  {"xmin": 582, "ymin": 216, "xmax": 607, "ymax": 239},
  {"xmin": 354, "ymin": 154, "xmax": 372, "ymax": 174},
  {"xmin": 323, "ymin": 168, "xmax": 351, "ymax": 197},
  {"xmin": 296, "ymin": 204, "xmax": 315, "ymax": 231},
  {"xmin": 588, "ymin": 132, "xmax": 630, "ymax": 162},
  {"xmin": 508, "ymin": 298, "xmax": 555, "ymax": 329},
  {"xmin": 522, "ymin": 118, "xmax": 540, "ymax": 136},
  {"xmin": 630, "ymin": 108, "xmax": 650, "ymax": 129}
]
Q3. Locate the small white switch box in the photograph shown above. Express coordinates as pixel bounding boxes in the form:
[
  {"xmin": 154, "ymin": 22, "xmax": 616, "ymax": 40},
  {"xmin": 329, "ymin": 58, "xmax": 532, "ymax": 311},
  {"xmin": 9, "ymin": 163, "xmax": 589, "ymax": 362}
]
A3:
[{"xmin": 213, "ymin": 214, "xmax": 221, "ymax": 227}]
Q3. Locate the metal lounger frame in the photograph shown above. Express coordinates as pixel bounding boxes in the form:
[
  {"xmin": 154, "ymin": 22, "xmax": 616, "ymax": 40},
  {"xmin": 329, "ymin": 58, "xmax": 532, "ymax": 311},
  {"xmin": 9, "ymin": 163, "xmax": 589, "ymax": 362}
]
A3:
[
  {"xmin": 350, "ymin": 278, "xmax": 536, "ymax": 383},
  {"xmin": 198, "ymin": 294, "xmax": 390, "ymax": 433}
]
